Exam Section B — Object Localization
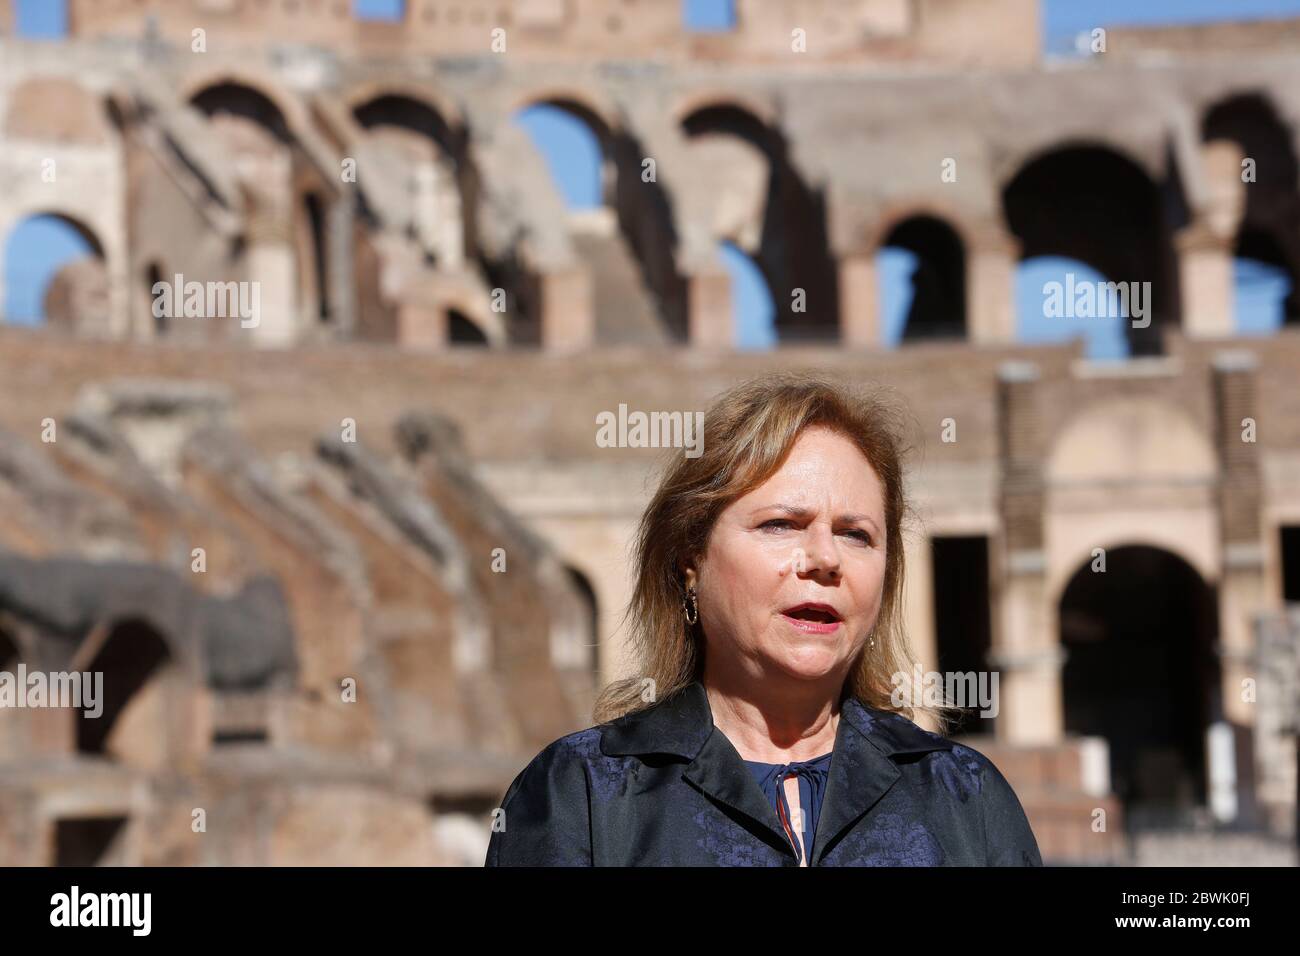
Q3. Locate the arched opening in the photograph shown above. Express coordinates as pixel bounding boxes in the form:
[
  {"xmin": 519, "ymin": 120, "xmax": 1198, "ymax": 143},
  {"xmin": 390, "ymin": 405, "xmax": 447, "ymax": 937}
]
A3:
[
  {"xmin": 54, "ymin": 817, "xmax": 128, "ymax": 866},
  {"xmin": 681, "ymin": 103, "xmax": 838, "ymax": 343},
  {"xmin": 0, "ymin": 625, "xmax": 22, "ymax": 761},
  {"xmin": 0, "ymin": 627, "xmax": 15, "ymax": 669},
  {"xmin": 353, "ymin": 92, "xmax": 473, "ymax": 276},
  {"xmin": 191, "ymin": 81, "xmax": 298, "ymax": 338},
  {"xmin": 352, "ymin": 92, "xmax": 458, "ymax": 157},
  {"xmin": 1202, "ymin": 93, "xmax": 1300, "ymax": 330},
  {"xmin": 1015, "ymin": 255, "xmax": 1130, "ymax": 359},
  {"xmin": 1058, "ymin": 545, "xmax": 1220, "ymax": 828},
  {"xmin": 1003, "ymin": 145, "xmax": 1176, "ymax": 356},
  {"xmin": 1232, "ymin": 231, "xmax": 1292, "ymax": 335},
  {"xmin": 517, "ymin": 97, "xmax": 684, "ymax": 343},
  {"xmin": 447, "ymin": 308, "xmax": 488, "ymax": 346},
  {"xmin": 683, "ymin": 0, "xmax": 737, "ymax": 31},
  {"xmin": 2, "ymin": 213, "xmax": 106, "ymax": 329},
  {"xmin": 144, "ymin": 262, "xmax": 166, "ymax": 335},
  {"xmin": 13, "ymin": 0, "xmax": 68, "ymax": 39},
  {"xmin": 930, "ymin": 535, "xmax": 992, "ymax": 736},
  {"xmin": 353, "ymin": 0, "xmax": 406, "ymax": 21},
  {"xmin": 515, "ymin": 102, "xmax": 606, "ymax": 210},
  {"xmin": 720, "ymin": 239, "xmax": 776, "ymax": 348},
  {"xmin": 878, "ymin": 216, "xmax": 966, "ymax": 342},
  {"xmin": 565, "ymin": 565, "xmax": 601, "ymax": 678},
  {"xmin": 190, "ymin": 82, "xmax": 293, "ymax": 147},
  {"xmin": 75, "ymin": 618, "xmax": 172, "ymax": 760},
  {"xmin": 300, "ymin": 191, "xmax": 330, "ymax": 324}
]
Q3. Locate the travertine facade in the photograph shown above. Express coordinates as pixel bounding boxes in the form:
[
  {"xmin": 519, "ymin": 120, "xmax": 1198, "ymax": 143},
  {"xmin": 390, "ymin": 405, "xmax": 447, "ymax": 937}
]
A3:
[{"xmin": 0, "ymin": 0, "xmax": 1296, "ymax": 865}]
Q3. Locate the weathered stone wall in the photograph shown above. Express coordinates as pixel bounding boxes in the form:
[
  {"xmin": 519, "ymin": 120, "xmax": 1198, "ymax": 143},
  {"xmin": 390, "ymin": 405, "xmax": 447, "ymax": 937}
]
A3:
[{"xmin": 1, "ymin": 3, "xmax": 1298, "ymax": 864}]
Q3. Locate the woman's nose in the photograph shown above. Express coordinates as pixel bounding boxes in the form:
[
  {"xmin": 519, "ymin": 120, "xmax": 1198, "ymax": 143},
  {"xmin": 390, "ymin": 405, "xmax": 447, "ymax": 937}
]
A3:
[{"xmin": 799, "ymin": 526, "xmax": 840, "ymax": 577}]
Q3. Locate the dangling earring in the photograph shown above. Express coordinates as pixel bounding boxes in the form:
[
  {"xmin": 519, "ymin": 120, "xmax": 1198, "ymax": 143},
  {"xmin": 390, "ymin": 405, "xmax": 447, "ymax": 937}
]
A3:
[{"xmin": 684, "ymin": 586, "xmax": 698, "ymax": 625}]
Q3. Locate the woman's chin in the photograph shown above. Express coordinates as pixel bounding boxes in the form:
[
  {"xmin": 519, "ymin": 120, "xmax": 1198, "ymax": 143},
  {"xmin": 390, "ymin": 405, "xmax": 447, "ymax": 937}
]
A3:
[{"xmin": 767, "ymin": 651, "xmax": 844, "ymax": 682}]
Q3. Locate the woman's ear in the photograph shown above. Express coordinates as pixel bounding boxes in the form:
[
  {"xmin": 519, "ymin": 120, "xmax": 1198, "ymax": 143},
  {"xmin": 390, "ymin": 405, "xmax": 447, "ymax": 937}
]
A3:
[{"xmin": 678, "ymin": 556, "xmax": 697, "ymax": 590}]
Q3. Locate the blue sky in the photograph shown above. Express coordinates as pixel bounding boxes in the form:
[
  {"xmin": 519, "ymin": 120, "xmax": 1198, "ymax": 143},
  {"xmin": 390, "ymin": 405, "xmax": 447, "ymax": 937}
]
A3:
[{"xmin": 7, "ymin": 0, "xmax": 1300, "ymax": 354}]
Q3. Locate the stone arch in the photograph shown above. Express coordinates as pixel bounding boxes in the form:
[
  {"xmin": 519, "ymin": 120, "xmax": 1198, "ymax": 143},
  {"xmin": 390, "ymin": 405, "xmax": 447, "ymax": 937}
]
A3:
[
  {"xmin": 866, "ymin": 208, "xmax": 969, "ymax": 341},
  {"xmin": 514, "ymin": 90, "xmax": 685, "ymax": 343},
  {"xmin": 510, "ymin": 88, "xmax": 622, "ymax": 142},
  {"xmin": 996, "ymin": 133, "xmax": 1165, "ymax": 192},
  {"xmin": 182, "ymin": 71, "xmax": 306, "ymax": 143},
  {"xmin": 514, "ymin": 91, "xmax": 621, "ymax": 209},
  {"xmin": 0, "ymin": 210, "xmax": 108, "ymax": 329},
  {"xmin": 6, "ymin": 211, "xmax": 105, "ymax": 259},
  {"xmin": 351, "ymin": 88, "xmax": 479, "ymax": 279},
  {"xmin": 680, "ymin": 101, "xmax": 838, "ymax": 342},
  {"xmin": 352, "ymin": 90, "xmax": 461, "ymax": 155},
  {"xmin": 563, "ymin": 564, "xmax": 600, "ymax": 677},
  {"xmin": 1002, "ymin": 141, "xmax": 1178, "ymax": 356},
  {"xmin": 1045, "ymin": 394, "xmax": 1220, "ymax": 604},
  {"xmin": 440, "ymin": 294, "xmax": 505, "ymax": 346},
  {"xmin": 188, "ymin": 78, "xmax": 296, "ymax": 147},
  {"xmin": 447, "ymin": 308, "xmax": 488, "ymax": 345},
  {"xmin": 2, "ymin": 76, "xmax": 114, "ymax": 145},
  {"xmin": 1057, "ymin": 544, "xmax": 1221, "ymax": 825},
  {"xmin": 1202, "ymin": 90, "xmax": 1300, "ymax": 326},
  {"xmin": 346, "ymin": 81, "xmax": 464, "ymax": 137},
  {"xmin": 187, "ymin": 77, "xmax": 303, "ymax": 341},
  {"xmin": 671, "ymin": 89, "xmax": 779, "ymax": 129},
  {"xmin": 71, "ymin": 616, "xmax": 175, "ymax": 764}
]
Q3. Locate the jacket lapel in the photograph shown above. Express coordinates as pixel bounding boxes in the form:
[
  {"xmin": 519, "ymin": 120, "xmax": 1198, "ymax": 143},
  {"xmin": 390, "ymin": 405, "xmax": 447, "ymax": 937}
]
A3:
[
  {"xmin": 601, "ymin": 680, "xmax": 798, "ymax": 856},
  {"xmin": 809, "ymin": 694, "xmax": 955, "ymax": 866},
  {"xmin": 599, "ymin": 679, "xmax": 954, "ymax": 866}
]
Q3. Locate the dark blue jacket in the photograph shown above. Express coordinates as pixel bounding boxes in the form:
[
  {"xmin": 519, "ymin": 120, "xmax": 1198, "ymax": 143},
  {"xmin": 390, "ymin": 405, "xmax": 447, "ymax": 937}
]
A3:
[{"xmin": 485, "ymin": 680, "xmax": 1043, "ymax": 866}]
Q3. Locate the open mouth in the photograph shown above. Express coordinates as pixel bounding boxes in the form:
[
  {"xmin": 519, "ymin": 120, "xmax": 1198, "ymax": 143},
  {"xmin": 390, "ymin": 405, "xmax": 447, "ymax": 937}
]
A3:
[{"xmin": 781, "ymin": 604, "xmax": 842, "ymax": 625}]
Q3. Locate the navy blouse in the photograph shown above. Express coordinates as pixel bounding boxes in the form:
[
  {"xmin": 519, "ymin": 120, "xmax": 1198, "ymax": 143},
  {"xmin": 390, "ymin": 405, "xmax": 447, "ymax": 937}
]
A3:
[{"xmin": 742, "ymin": 751, "xmax": 833, "ymax": 865}]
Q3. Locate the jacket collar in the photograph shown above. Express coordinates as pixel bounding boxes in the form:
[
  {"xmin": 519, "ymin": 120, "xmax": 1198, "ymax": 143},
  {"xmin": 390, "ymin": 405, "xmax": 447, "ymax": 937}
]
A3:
[{"xmin": 599, "ymin": 679, "xmax": 953, "ymax": 865}]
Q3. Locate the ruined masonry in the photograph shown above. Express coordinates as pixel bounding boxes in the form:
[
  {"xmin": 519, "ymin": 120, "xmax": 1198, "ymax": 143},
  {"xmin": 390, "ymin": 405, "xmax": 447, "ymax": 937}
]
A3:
[{"xmin": 0, "ymin": 0, "xmax": 1297, "ymax": 864}]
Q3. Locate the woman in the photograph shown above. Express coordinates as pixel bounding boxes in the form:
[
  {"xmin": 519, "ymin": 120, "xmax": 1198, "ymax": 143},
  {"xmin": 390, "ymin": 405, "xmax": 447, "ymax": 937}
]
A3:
[{"xmin": 485, "ymin": 373, "xmax": 1042, "ymax": 866}]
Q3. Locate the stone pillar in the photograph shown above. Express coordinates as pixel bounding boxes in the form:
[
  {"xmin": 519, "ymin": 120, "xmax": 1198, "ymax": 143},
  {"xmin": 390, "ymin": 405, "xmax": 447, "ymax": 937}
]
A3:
[
  {"xmin": 540, "ymin": 268, "xmax": 594, "ymax": 351},
  {"xmin": 1212, "ymin": 350, "xmax": 1266, "ymax": 825},
  {"xmin": 1178, "ymin": 139, "xmax": 1247, "ymax": 340},
  {"xmin": 1214, "ymin": 350, "xmax": 1264, "ymax": 726},
  {"xmin": 105, "ymin": 245, "xmax": 131, "ymax": 341},
  {"xmin": 990, "ymin": 360, "xmax": 1064, "ymax": 746},
  {"xmin": 837, "ymin": 251, "xmax": 880, "ymax": 346},
  {"xmin": 1177, "ymin": 223, "xmax": 1235, "ymax": 339},
  {"xmin": 396, "ymin": 301, "xmax": 447, "ymax": 349},
  {"xmin": 687, "ymin": 268, "xmax": 732, "ymax": 348},
  {"xmin": 328, "ymin": 192, "xmax": 357, "ymax": 335},
  {"xmin": 968, "ymin": 231, "xmax": 1020, "ymax": 344},
  {"xmin": 246, "ymin": 216, "xmax": 298, "ymax": 347}
]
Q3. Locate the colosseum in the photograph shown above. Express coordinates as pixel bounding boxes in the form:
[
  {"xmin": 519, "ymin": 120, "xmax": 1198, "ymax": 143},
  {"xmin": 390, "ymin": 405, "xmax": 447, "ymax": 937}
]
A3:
[{"xmin": 0, "ymin": 0, "xmax": 1296, "ymax": 866}]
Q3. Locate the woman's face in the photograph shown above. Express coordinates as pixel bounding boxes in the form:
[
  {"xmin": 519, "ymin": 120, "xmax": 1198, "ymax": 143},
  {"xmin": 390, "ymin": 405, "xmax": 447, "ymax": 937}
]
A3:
[{"xmin": 686, "ymin": 425, "xmax": 889, "ymax": 686}]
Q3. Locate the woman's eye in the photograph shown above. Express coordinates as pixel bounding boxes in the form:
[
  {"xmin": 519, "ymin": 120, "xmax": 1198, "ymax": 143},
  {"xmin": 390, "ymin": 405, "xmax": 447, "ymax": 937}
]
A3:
[
  {"xmin": 841, "ymin": 530, "xmax": 872, "ymax": 544},
  {"xmin": 761, "ymin": 519, "xmax": 794, "ymax": 531}
]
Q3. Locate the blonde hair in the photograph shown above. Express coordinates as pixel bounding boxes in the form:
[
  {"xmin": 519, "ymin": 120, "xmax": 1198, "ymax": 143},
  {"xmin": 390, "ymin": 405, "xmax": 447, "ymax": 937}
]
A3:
[{"xmin": 593, "ymin": 371, "xmax": 961, "ymax": 735}]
